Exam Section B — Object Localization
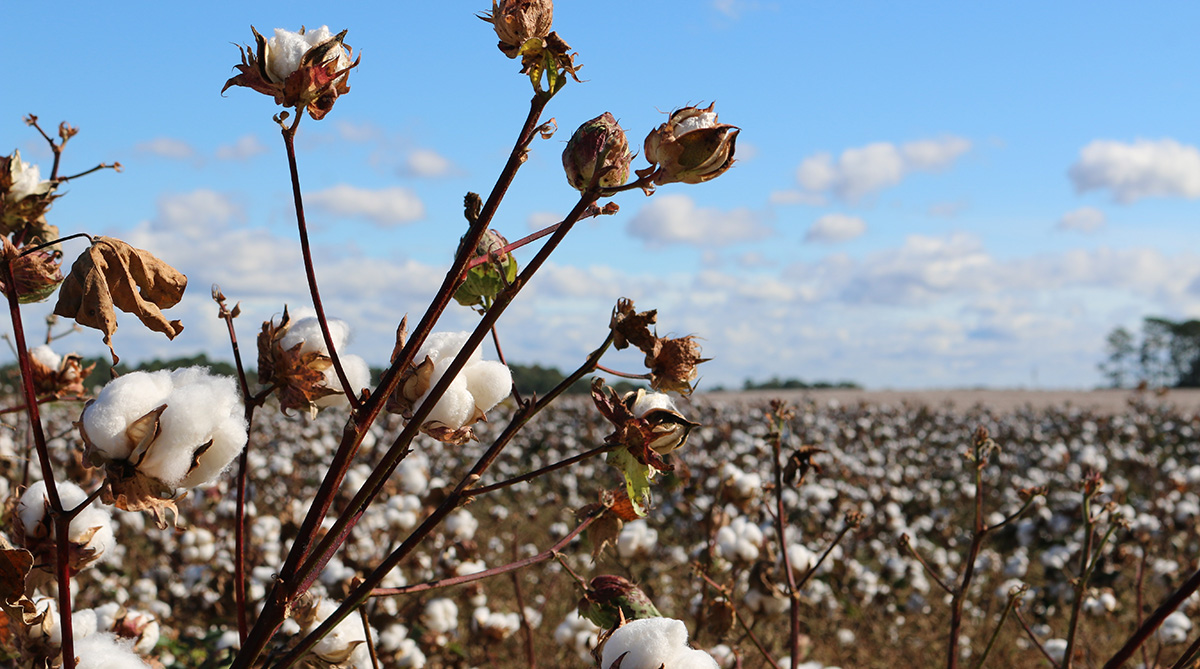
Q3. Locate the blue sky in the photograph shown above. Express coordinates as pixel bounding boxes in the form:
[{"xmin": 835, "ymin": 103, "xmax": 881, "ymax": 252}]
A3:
[{"xmin": 6, "ymin": 1, "xmax": 1200, "ymax": 389}]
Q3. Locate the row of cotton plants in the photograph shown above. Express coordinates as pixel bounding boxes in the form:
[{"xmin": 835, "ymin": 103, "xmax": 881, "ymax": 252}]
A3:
[{"xmin": 4, "ymin": 380, "xmax": 1200, "ymax": 667}]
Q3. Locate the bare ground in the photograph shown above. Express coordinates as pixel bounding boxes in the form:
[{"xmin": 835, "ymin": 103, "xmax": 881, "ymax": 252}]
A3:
[{"xmin": 697, "ymin": 387, "xmax": 1200, "ymax": 414}]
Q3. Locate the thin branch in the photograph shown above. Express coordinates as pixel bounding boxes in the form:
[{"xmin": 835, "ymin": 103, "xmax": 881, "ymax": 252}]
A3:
[
  {"xmin": 1013, "ymin": 606, "xmax": 1061, "ymax": 668},
  {"xmin": 369, "ymin": 511, "xmax": 601, "ymax": 598},
  {"xmin": 464, "ymin": 443, "xmax": 613, "ymax": 497}
]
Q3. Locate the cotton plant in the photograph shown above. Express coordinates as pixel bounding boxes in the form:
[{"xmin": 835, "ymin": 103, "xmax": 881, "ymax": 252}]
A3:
[
  {"xmin": 257, "ymin": 307, "xmax": 372, "ymax": 417},
  {"xmin": 598, "ymin": 617, "xmax": 718, "ymax": 669},
  {"xmin": 78, "ymin": 367, "xmax": 247, "ymax": 525},
  {"xmin": 17, "ymin": 480, "xmax": 115, "ymax": 581},
  {"xmin": 387, "ymin": 330, "xmax": 513, "ymax": 444}
]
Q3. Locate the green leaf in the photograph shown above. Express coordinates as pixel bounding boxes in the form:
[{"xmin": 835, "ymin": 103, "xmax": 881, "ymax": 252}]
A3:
[{"xmin": 607, "ymin": 448, "xmax": 652, "ymax": 517}]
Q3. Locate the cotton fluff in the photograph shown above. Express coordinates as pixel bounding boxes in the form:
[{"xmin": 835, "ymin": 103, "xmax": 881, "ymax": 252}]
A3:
[
  {"xmin": 73, "ymin": 632, "xmax": 153, "ymax": 669},
  {"xmin": 413, "ymin": 331, "xmax": 512, "ymax": 429},
  {"xmin": 554, "ymin": 611, "xmax": 601, "ymax": 663},
  {"xmin": 617, "ymin": 519, "xmax": 658, "ymax": 559},
  {"xmin": 276, "ymin": 310, "xmax": 371, "ymax": 408},
  {"xmin": 7, "ymin": 150, "xmax": 54, "ymax": 202},
  {"xmin": 422, "ymin": 597, "xmax": 459, "ymax": 635},
  {"xmin": 18, "ymin": 480, "xmax": 115, "ymax": 563},
  {"xmin": 30, "ymin": 344, "xmax": 61, "ymax": 370},
  {"xmin": 1159, "ymin": 611, "xmax": 1193, "ymax": 644},
  {"xmin": 81, "ymin": 368, "xmax": 247, "ymax": 488},
  {"xmin": 472, "ymin": 606, "xmax": 521, "ymax": 639},
  {"xmin": 599, "ymin": 618, "xmax": 718, "ymax": 669},
  {"xmin": 266, "ymin": 26, "xmax": 351, "ymax": 85},
  {"xmin": 307, "ymin": 599, "xmax": 374, "ymax": 667},
  {"xmin": 716, "ymin": 516, "xmax": 763, "ymax": 563}
]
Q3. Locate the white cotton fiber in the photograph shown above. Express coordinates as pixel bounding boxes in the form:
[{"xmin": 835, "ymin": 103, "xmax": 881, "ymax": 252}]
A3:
[
  {"xmin": 422, "ymin": 597, "xmax": 459, "ymax": 634},
  {"xmin": 413, "ymin": 332, "xmax": 510, "ymax": 430},
  {"xmin": 600, "ymin": 618, "xmax": 718, "ymax": 669},
  {"xmin": 279, "ymin": 313, "xmax": 351, "ymax": 356},
  {"xmin": 18, "ymin": 480, "xmax": 114, "ymax": 562},
  {"xmin": 82, "ymin": 368, "xmax": 247, "ymax": 488},
  {"xmin": 315, "ymin": 353, "xmax": 371, "ymax": 409},
  {"xmin": 30, "ymin": 344, "xmax": 61, "ymax": 370},
  {"xmin": 73, "ymin": 632, "xmax": 153, "ymax": 669},
  {"xmin": 464, "ymin": 361, "xmax": 512, "ymax": 414},
  {"xmin": 82, "ymin": 371, "xmax": 176, "ymax": 460},
  {"xmin": 308, "ymin": 599, "xmax": 371, "ymax": 665}
]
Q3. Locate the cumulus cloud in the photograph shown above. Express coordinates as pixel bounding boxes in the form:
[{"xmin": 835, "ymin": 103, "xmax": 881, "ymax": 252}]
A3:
[
  {"xmin": 216, "ymin": 135, "xmax": 267, "ymax": 161},
  {"xmin": 154, "ymin": 189, "xmax": 243, "ymax": 230},
  {"xmin": 626, "ymin": 194, "xmax": 770, "ymax": 246},
  {"xmin": 1069, "ymin": 138, "xmax": 1200, "ymax": 203},
  {"xmin": 805, "ymin": 214, "xmax": 866, "ymax": 243},
  {"xmin": 335, "ymin": 120, "xmax": 384, "ymax": 143},
  {"xmin": 403, "ymin": 149, "xmax": 455, "ymax": 178},
  {"xmin": 135, "ymin": 137, "xmax": 196, "ymax": 160},
  {"xmin": 791, "ymin": 136, "xmax": 971, "ymax": 202},
  {"xmin": 307, "ymin": 184, "xmax": 425, "ymax": 226},
  {"xmin": 1057, "ymin": 206, "xmax": 1106, "ymax": 233}
]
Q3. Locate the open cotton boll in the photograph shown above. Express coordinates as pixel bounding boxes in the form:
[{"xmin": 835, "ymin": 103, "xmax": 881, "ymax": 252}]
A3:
[
  {"xmin": 464, "ymin": 360, "xmax": 513, "ymax": 414},
  {"xmin": 81, "ymin": 371, "xmax": 177, "ymax": 460},
  {"xmin": 314, "ymin": 353, "xmax": 371, "ymax": 409},
  {"xmin": 421, "ymin": 368, "xmax": 475, "ymax": 428},
  {"xmin": 73, "ymin": 632, "xmax": 153, "ymax": 669},
  {"xmin": 600, "ymin": 618, "xmax": 718, "ymax": 669},
  {"xmin": 30, "ymin": 344, "xmax": 61, "ymax": 370},
  {"xmin": 279, "ymin": 313, "xmax": 352, "ymax": 356},
  {"xmin": 308, "ymin": 599, "xmax": 373, "ymax": 666},
  {"xmin": 418, "ymin": 331, "xmax": 482, "ymax": 366},
  {"xmin": 18, "ymin": 480, "xmax": 115, "ymax": 561},
  {"xmin": 136, "ymin": 370, "xmax": 246, "ymax": 487},
  {"xmin": 267, "ymin": 26, "xmax": 350, "ymax": 85}
]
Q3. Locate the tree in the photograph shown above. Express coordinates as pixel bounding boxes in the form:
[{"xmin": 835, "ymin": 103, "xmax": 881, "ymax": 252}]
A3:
[
  {"xmin": 1099, "ymin": 326, "xmax": 1135, "ymax": 388},
  {"xmin": 1101, "ymin": 317, "xmax": 1200, "ymax": 388}
]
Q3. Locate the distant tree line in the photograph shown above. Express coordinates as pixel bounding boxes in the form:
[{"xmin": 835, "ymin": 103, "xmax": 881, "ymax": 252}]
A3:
[
  {"xmin": 1100, "ymin": 317, "xmax": 1200, "ymax": 388},
  {"xmin": 739, "ymin": 376, "xmax": 861, "ymax": 391}
]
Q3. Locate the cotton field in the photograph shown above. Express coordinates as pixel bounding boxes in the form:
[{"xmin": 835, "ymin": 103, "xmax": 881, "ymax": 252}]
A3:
[{"xmin": 4, "ymin": 387, "xmax": 1200, "ymax": 667}]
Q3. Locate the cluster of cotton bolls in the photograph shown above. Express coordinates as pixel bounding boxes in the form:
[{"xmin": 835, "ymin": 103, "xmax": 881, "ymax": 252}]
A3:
[{"xmin": 10, "ymin": 384, "xmax": 1200, "ymax": 667}]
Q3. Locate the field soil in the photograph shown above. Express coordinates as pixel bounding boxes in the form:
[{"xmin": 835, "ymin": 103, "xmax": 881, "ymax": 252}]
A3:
[{"xmin": 699, "ymin": 387, "xmax": 1200, "ymax": 413}]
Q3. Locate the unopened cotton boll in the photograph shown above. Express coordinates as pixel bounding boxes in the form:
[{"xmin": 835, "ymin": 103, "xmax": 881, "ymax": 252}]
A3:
[{"xmin": 599, "ymin": 618, "xmax": 718, "ymax": 669}]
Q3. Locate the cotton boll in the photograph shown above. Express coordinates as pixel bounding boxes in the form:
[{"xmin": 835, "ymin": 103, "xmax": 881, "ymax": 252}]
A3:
[
  {"xmin": 444, "ymin": 509, "xmax": 478, "ymax": 542},
  {"xmin": 308, "ymin": 599, "xmax": 372, "ymax": 666},
  {"xmin": 617, "ymin": 520, "xmax": 658, "ymax": 559},
  {"xmin": 81, "ymin": 370, "xmax": 176, "ymax": 460},
  {"xmin": 315, "ymin": 353, "xmax": 371, "ymax": 408},
  {"xmin": 463, "ymin": 361, "xmax": 512, "ymax": 413},
  {"xmin": 599, "ymin": 618, "xmax": 717, "ymax": 669},
  {"xmin": 18, "ymin": 480, "xmax": 115, "ymax": 565},
  {"xmin": 422, "ymin": 598, "xmax": 459, "ymax": 635},
  {"xmin": 421, "ymin": 372, "xmax": 474, "ymax": 429},
  {"xmin": 279, "ymin": 314, "xmax": 350, "ymax": 356},
  {"xmin": 30, "ymin": 345, "xmax": 61, "ymax": 370},
  {"xmin": 73, "ymin": 632, "xmax": 153, "ymax": 669},
  {"xmin": 137, "ymin": 370, "xmax": 246, "ymax": 487}
]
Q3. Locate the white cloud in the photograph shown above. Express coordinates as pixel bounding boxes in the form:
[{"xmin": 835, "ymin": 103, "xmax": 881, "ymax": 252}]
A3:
[
  {"xmin": 527, "ymin": 211, "xmax": 561, "ymax": 230},
  {"xmin": 135, "ymin": 137, "xmax": 196, "ymax": 160},
  {"xmin": 153, "ymin": 189, "xmax": 243, "ymax": 230},
  {"xmin": 626, "ymin": 194, "xmax": 770, "ymax": 246},
  {"xmin": 215, "ymin": 135, "xmax": 267, "ymax": 161},
  {"xmin": 1057, "ymin": 206, "xmax": 1106, "ymax": 233},
  {"xmin": 403, "ymin": 149, "xmax": 455, "ymax": 178},
  {"xmin": 307, "ymin": 184, "xmax": 425, "ymax": 226},
  {"xmin": 1069, "ymin": 138, "xmax": 1200, "ymax": 203},
  {"xmin": 335, "ymin": 120, "xmax": 385, "ymax": 143},
  {"xmin": 794, "ymin": 136, "xmax": 971, "ymax": 202},
  {"xmin": 805, "ymin": 214, "xmax": 866, "ymax": 243}
]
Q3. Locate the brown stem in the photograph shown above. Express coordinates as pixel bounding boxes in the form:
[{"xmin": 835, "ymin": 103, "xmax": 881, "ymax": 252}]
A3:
[
  {"xmin": 369, "ymin": 511, "xmax": 600, "ymax": 597},
  {"xmin": 1063, "ymin": 493, "xmax": 1097, "ymax": 669},
  {"xmin": 511, "ymin": 563, "xmax": 537, "ymax": 669},
  {"xmin": 359, "ymin": 604, "xmax": 381, "ymax": 669},
  {"xmin": 698, "ymin": 573, "xmax": 782, "ymax": 669},
  {"xmin": 232, "ymin": 92, "xmax": 557, "ymax": 669},
  {"xmin": 464, "ymin": 441, "xmax": 613, "ymax": 497},
  {"xmin": 280, "ymin": 113, "xmax": 360, "ymax": 410},
  {"xmin": 767, "ymin": 406, "xmax": 801, "ymax": 669},
  {"xmin": 217, "ymin": 291, "xmax": 255, "ymax": 643},
  {"xmin": 795, "ymin": 522, "xmax": 854, "ymax": 592},
  {"xmin": 16, "ymin": 232, "xmax": 93, "ymax": 258},
  {"xmin": 0, "ymin": 395, "xmax": 88, "ymax": 416},
  {"xmin": 55, "ymin": 163, "xmax": 120, "ymax": 183},
  {"xmin": 1103, "ymin": 568, "xmax": 1200, "ymax": 667},
  {"xmin": 1013, "ymin": 606, "xmax": 1061, "ymax": 668},
  {"xmin": 594, "ymin": 364, "xmax": 650, "ymax": 380},
  {"xmin": 272, "ymin": 299, "xmax": 608, "ymax": 668},
  {"xmin": 2, "ymin": 257, "xmax": 73, "ymax": 669}
]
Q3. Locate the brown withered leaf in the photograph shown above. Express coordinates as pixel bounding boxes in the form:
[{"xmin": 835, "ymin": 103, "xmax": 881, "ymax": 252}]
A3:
[
  {"xmin": 586, "ymin": 511, "xmax": 622, "ymax": 562},
  {"xmin": 609, "ymin": 298, "xmax": 657, "ymax": 352},
  {"xmin": 0, "ymin": 546, "xmax": 33, "ymax": 605},
  {"xmin": 646, "ymin": 336, "xmax": 709, "ymax": 396},
  {"xmin": 101, "ymin": 469, "xmax": 184, "ymax": 530},
  {"xmin": 54, "ymin": 236, "xmax": 187, "ymax": 362}
]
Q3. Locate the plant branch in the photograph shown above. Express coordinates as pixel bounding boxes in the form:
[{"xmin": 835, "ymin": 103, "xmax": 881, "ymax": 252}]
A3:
[{"xmin": 464, "ymin": 442, "xmax": 613, "ymax": 497}]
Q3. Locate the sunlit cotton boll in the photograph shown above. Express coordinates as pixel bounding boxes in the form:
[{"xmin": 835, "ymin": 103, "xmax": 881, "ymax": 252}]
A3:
[
  {"xmin": 81, "ymin": 368, "xmax": 247, "ymax": 488},
  {"xmin": 307, "ymin": 599, "xmax": 374, "ymax": 667},
  {"xmin": 266, "ymin": 26, "xmax": 351, "ymax": 85},
  {"xmin": 414, "ymin": 331, "xmax": 512, "ymax": 429},
  {"xmin": 277, "ymin": 311, "xmax": 371, "ymax": 408},
  {"xmin": 18, "ymin": 479, "xmax": 115, "ymax": 565},
  {"xmin": 73, "ymin": 632, "xmax": 154, "ymax": 668},
  {"xmin": 599, "ymin": 618, "xmax": 718, "ymax": 669}
]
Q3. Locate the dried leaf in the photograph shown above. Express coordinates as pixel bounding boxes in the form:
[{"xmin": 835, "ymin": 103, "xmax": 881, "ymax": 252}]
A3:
[
  {"xmin": 0, "ymin": 547, "xmax": 33, "ymax": 605},
  {"xmin": 53, "ymin": 236, "xmax": 187, "ymax": 360}
]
